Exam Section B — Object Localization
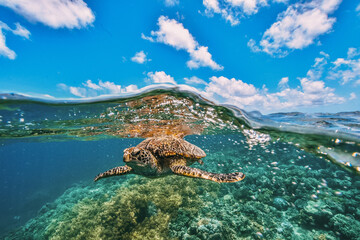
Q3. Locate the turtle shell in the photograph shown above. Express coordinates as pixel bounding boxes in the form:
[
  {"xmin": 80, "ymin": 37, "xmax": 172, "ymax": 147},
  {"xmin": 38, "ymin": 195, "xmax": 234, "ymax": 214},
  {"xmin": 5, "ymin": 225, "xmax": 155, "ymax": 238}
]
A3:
[{"xmin": 137, "ymin": 136, "xmax": 206, "ymax": 159}]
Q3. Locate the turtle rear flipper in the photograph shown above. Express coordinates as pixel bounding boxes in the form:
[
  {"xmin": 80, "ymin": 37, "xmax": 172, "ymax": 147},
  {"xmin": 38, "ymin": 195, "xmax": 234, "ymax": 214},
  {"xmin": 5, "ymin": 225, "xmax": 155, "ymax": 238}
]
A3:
[
  {"xmin": 170, "ymin": 165, "xmax": 245, "ymax": 183},
  {"xmin": 94, "ymin": 165, "xmax": 133, "ymax": 182}
]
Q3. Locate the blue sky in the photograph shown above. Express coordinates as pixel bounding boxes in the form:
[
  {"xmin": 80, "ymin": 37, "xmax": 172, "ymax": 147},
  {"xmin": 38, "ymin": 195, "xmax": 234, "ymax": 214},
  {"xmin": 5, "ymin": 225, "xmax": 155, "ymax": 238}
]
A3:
[{"xmin": 0, "ymin": 0, "xmax": 359, "ymax": 113}]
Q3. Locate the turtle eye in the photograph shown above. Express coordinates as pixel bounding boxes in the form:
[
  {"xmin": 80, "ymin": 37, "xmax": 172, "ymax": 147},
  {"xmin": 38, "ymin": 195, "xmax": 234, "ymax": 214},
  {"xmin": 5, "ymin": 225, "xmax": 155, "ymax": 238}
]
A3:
[{"xmin": 131, "ymin": 149, "xmax": 140, "ymax": 156}]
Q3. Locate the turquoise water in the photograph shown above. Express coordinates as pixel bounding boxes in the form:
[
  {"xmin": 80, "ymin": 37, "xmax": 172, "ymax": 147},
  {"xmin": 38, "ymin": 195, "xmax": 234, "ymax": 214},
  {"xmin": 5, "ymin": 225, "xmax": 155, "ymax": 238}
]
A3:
[{"xmin": 1, "ymin": 89, "xmax": 360, "ymax": 239}]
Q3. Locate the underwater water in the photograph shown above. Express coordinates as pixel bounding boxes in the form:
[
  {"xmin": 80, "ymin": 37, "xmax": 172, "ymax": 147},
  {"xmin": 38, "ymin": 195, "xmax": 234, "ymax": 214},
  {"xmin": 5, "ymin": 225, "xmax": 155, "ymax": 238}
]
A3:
[{"xmin": 1, "ymin": 88, "xmax": 360, "ymax": 239}]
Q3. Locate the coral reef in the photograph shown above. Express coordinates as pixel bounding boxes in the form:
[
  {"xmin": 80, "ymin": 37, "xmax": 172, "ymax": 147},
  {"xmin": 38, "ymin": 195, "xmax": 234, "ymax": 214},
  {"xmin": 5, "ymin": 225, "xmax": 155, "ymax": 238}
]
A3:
[
  {"xmin": 5, "ymin": 135, "xmax": 360, "ymax": 240},
  {"xmin": 6, "ymin": 175, "xmax": 219, "ymax": 240}
]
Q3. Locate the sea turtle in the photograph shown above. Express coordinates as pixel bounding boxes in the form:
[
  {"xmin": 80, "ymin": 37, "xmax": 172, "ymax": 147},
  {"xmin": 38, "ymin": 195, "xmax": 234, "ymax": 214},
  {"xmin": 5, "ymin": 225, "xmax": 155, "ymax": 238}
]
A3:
[{"xmin": 94, "ymin": 135, "xmax": 245, "ymax": 183}]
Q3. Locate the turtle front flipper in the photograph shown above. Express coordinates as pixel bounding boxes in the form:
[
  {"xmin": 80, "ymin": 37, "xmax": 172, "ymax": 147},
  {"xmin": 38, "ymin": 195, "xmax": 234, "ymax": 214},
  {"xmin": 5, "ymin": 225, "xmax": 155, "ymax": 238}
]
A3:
[
  {"xmin": 170, "ymin": 165, "xmax": 245, "ymax": 183},
  {"xmin": 94, "ymin": 165, "xmax": 133, "ymax": 182}
]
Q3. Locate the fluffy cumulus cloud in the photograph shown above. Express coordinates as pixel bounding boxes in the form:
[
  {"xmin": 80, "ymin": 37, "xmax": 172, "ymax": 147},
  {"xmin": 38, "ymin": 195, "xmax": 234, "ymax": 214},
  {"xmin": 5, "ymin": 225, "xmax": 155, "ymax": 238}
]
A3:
[
  {"xmin": 58, "ymin": 80, "xmax": 138, "ymax": 98},
  {"xmin": 330, "ymin": 49, "xmax": 360, "ymax": 85},
  {"xmin": 0, "ymin": 23, "xmax": 16, "ymax": 60},
  {"xmin": 306, "ymin": 51, "xmax": 329, "ymax": 80},
  {"xmin": 69, "ymin": 86, "xmax": 86, "ymax": 97},
  {"xmin": 0, "ymin": 0, "xmax": 95, "ymax": 29},
  {"xmin": 203, "ymin": 0, "xmax": 221, "ymax": 13},
  {"xmin": 206, "ymin": 76, "xmax": 257, "ymax": 99},
  {"xmin": 184, "ymin": 76, "xmax": 208, "ymax": 85},
  {"xmin": 203, "ymin": 53, "xmax": 346, "ymax": 111},
  {"xmin": 226, "ymin": 0, "xmax": 268, "ymax": 15},
  {"xmin": 203, "ymin": 0, "xmax": 239, "ymax": 26},
  {"xmin": 347, "ymin": 47, "xmax": 360, "ymax": 59},
  {"xmin": 58, "ymin": 52, "xmax": 349, "ymax": 110},
  {"xmin": 83, "ymin": 79, "xmax": 102, "ymax": 90},
  {"xmin": 0, "ymin": 21, "xmax": 30, "ymax": 59},
  {"xmin": 289, "ymin": 48, "xmax": 360, "ymax": 86},
  {"xmin": 147, "ymin": 71, "xmax": 176, "ymax": 84},
  {"xmin": 203, "ymin": 75, "xmax": 344, "ymax": 111},
  {"xmin": 249, "ymin": 0, "xmax": 342, "ymax": 56},
  {"xmin": 142, "ymin": 16, "xmax": 223, "ymax": 70},
  {"xmin": 164, "ymin": 0, "xmax": 179, "ymax": 7},
  {"xmin": 203, "ymin": 0, "xmax": 285, "ymax": 26},
  {"xmin": 278, "ymin": 77, "xmax": 289, "ymax": 89},
  {"xmin": 131, "ymin": 51, "xmax": 149, "ymax": 64}
]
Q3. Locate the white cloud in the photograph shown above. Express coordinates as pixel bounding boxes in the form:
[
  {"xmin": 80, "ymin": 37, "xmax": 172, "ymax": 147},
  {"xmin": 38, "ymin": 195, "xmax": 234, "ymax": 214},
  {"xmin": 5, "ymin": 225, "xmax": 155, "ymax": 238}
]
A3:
[
  {"xmin": 331, "ymin": 58, "xmax": 360, "ymax": 85},
  {"xmin": 0, "ymin": 21, "xmax": 30, "ymax": 59},
  {"xmin": 350, "ymin": 92, "xmax": 357, "ymax": 100},
  {"xmin": 203, "ymin": 0, "xmax": 221, "ymax": 13},
  {"xmin": 0, "ymin": 26, "xmax": 16, "ymax": 59},
  {"xmin": 125, "ymin": 84, "xmax": 138, "ymax": 92},
  {"xmin": 206, "ymin": 76, "xmax": 258, "ymax": 98},
  {"xmin": 306, "ymin": 52, "xmax": 329, "ymax": 80},
  {"xmin": 57, "ymin": 54, "xmax": 347, "ymax": 111},
  {"xmin": 82, "ymin": 79, "xmax": 122, "ymax": 93},
  {"xmin": 184, "ymin": 76, "xmax": 207, "ymax": 85},
  {"xmin": 147, "ymin": 71, "xmax": 176, "ymax": 84},
  {"xmin": 131, "ymin": 51, "xmax": 149, "ymax": 64},
  {"xmin": 330, "ymin": 47, "xmax": 360, "ymax": 85},
  {"xmin": 83, "ymin": 79, "xmax": 102, "ymax": 90},
  {"xmin": 143, "ymin": 16, "xmax": 223, "ymax": 70},
  {"xmin": 12, "ymin": 23, "xmax": 30, "ymax": 38},
  {"xmin": 299, "ymin": 77, "xmax": 344, "ymax": 105},
  {"xmin": 98, "ymin": 80, "xmax": 121, "ymax": 94},
  {"xmin": 300, "ymin": 77, "xmax": 328, "ymax": 94},
  {"xmin": 0, "ymin": 0, "xmax": 95, "ymax": 29},
  {"xmin": 42, "ymin": 94, "xmax": 55, "ymax": 99},
  {"xmin": 249, "ymin": 0, "xmax": 342, "ymax": 56},
  {"xmin": 357, "ymin": 3, "xmax": 360, "ymax": 12},
  {"xmin": 203, "ymin": 54, "xmax": 346, "ymax": 111},
  {"xmin": 58, "ymin": 83, "xmax": 87, "ymax": 97},
  {"xmin": 148, "ymin": 16, "xmax": 197, "ymax": 51},
  {"xmin": 226, "ymin": 0, "xmax": 268, "ymax": 15},
  {"xmin": 247, "ymin": 39, "xmax": 260, "ymax": 52},
  {"xmin": 221, "ymin": 11, "xmax": 241, "ymax": 26},
  {"xmin": 203, "ymin": 0, "xmax": 285, "ymax": 26},
  {"xmin": 141, "ymin": 33, "xmax": 154, "ymax": 42},
  {"xmin": 203, "ymin": 75, "xmax": 344, "ymax": 111},
  {"xmin": 187, "ymin": 46, "xmax": 222, "ymax": 69},
  {"xmin": 347, "ymin": 47, "xmax": 360, "ymax": 59},
  {"xmin": 278, "ymin": 77, "xmax": 289, "ymax": 88},
  {"xmin": 281, "ymin": 49, "xmax": 360, "ymax": 86},
  {"xmin": 59, "ymin": 80, "xmax": 138, "ymax": 98},
  {"xmin": 69, "ymin": 86, "xmax": 86, "ymax": 97},
  {"xmin": 203, "ymin": 0, "xmax": 240, "ymax": 26},
  {"xmin": 164, "ymin": 0, "xmax": 179, "ymax": 7},
  {"xmin": 57, "ymin": 83, "xmax": 68, "ymax": 90}
]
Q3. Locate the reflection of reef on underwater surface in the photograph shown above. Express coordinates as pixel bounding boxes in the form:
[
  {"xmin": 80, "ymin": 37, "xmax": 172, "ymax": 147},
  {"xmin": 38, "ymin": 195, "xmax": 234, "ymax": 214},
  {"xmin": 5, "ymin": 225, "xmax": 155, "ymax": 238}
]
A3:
[
  {"xmin": 0, "ymin": 91, "xmax": 245, "ymax": 140},
  {"xmin": 5, "ymin": 135, "xmax": 360, "ymax": 240},
  {"xmin": 90, "ymin": 93, "xmax": 243, "ymax": 138}
]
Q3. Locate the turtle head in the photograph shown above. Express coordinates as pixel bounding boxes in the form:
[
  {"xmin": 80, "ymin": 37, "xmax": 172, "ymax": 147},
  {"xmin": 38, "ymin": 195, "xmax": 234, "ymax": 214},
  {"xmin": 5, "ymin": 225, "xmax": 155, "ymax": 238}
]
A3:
[{"xmin": 123, "ymin": 147, "xmax": 158, "ymax": 174}]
